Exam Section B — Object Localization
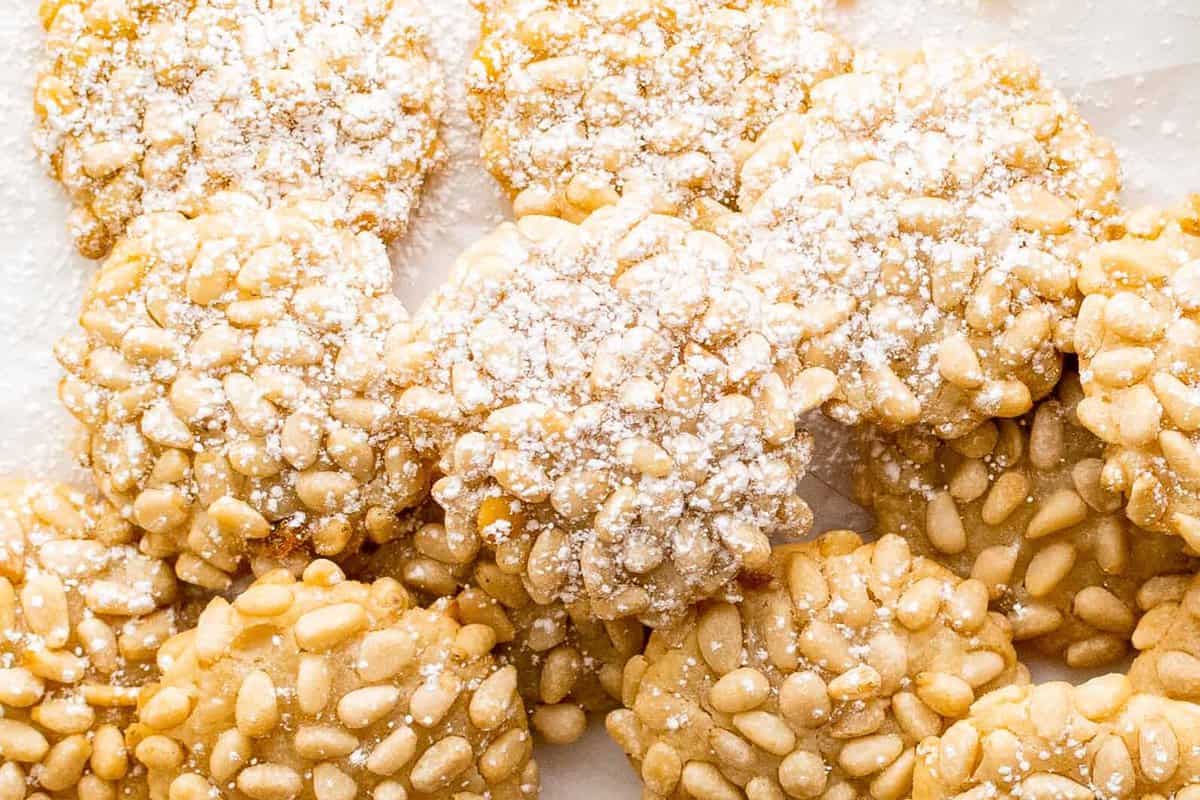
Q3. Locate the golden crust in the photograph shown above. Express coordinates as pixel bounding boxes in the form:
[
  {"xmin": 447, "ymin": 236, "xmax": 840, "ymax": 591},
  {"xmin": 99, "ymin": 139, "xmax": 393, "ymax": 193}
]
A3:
[{"xmin": 348, "ymin": 507, "xmax": 644, "ymax": 746}]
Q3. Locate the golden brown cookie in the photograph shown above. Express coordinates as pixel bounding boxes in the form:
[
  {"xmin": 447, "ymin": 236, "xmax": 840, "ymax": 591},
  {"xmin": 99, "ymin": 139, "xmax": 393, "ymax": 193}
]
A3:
[
  {"xmin": 855, "ymin": 378, "xmax": 1197, "ymax": 668},
  {"xmin": 1075, "ymin": 200, "xmax": 1200, "ymax": 545},
  {"xmin": 606, "ymin": 531, "xmax": 1023, "ymax": 800},
  {"xmin": 55, "ymin": 194, "xmax": 429, "ymax": 590},
  {"xmin": 389, "ymin": 197, "xmax": 815, "ymax": 626},
  {"xmin": 468, "ymin": 0, "xmax": 850, "ymax": 222},
  {"xmin": 35, "ymin": 0, "xmax": 444, "ymax": 258},
  {"xmin": 130, "ymin": 561, "xmax": 539, "ymax": 800},
  {"xmin": 0, "ymin": 480, "xmax": 180, "ymax": 800},
  {"xmin": 725, "ymin": 45, "xmax": 1120, "ymax": 438},
  {"xmin": 913, "ymin": 677, "xmax": 1200, "ymax": 800}
]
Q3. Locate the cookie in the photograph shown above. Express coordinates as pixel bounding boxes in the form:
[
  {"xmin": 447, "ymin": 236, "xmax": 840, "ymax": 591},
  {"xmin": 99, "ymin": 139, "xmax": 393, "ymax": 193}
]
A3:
[
  {"xmin": 389, "ymin": 197, "xmax": 815, "ymax": 626},
  {"xmin": 606, "ymin": 531, "xmax": 1023, "ymax": 800},
  {"xmin": 726, "ymin": 45, "xmax": 1120, "ymax": 438},
  {"xmin": 35, "ymin": 0, "xmax": 444, "ymax": 258},
  {"xmin": 855, "ymin": 377, "xmax": 1196, "ymax": 668},
  {"xmin": 354, "ymin": 515, "xmax": 644, "ymax": 746},
  {"xmin": 55, "ymin": 194, "xmax": 430, "ymax": 589},
  {"xmin": 913, "ymin": 677, "xmax": 1200, "ymax": 800},
  {"xmin": 1074, "ymin": 200, "xmax": 1200, "ymax": 544},
  {"xmin": 0, "ymin": 480, "xmax": 179, "ymax": 800},
  {"xmin": 130, "ymin": 561, "xmax": 539, "ymax": 800},
  {"xmin": 468, "ymin": 0, "xmax": 850, "ymax": 221}
]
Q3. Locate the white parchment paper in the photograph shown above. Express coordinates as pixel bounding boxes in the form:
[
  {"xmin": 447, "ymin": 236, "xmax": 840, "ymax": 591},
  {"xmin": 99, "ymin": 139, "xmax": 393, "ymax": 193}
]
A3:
[{"xmin": 1, "ymin": 1, "xmax": 1197, "ymax": 795}]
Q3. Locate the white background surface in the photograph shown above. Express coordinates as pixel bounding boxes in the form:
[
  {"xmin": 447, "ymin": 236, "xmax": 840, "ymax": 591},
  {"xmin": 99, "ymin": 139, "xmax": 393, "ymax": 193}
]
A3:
[{"xmin": 2, "ymin": 0, "xmax": 1198, "ymax": 795}]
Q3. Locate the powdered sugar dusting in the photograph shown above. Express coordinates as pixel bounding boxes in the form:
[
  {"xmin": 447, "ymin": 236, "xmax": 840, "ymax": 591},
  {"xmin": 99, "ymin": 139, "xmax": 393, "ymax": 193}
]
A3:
[
  {"xmin": 728, "ymin": 45, "xmax": 1121, "ymax": 439},
  {"xmin": 35, "ymin": 0, "xmax": 445, "ymax": 258},
  {"xmin": 467, "ymin": 0, "xmax": 852, "ymax": 222},
  {"xmin": 56, "ymin": 195, "xmax": 429, "ymax": 586},
  {"xmin": 392, "ymin": 198, "xmax": 814, "ymax": 625}
]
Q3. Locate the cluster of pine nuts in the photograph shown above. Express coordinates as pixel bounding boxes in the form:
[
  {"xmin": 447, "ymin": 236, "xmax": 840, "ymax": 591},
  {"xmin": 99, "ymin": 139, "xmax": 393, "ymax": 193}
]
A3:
[
  {"xmin": 129, "ymin": 560, "xmax": 540, "ymax": 800},
  {"xmin": 1129, "ymin": 572, "xmax": 1200, "ymax": 702},
  {"xmin": 389, "ymin": 200, "xmax": 816, "ymax": 627},
  {"xmin": 0, "ymin": 481, "xmax": 181, "ymax": 800},
  {"xmin": 1075, "ymin": 199, "xmax": 1200, "ymax": 546},
  {"xmin": 721, "ymin": 45, "xmax": 1121, "ymax": 439},
  {"xmin": 606, "ymin": 531, "xmax": 1024, "ymax": 800},
  {"xmin": 34, "ymin": 0, "xmax": 445, "ymax": 259},
  {"xmin": 854, "ymin": 376, "xmax": 1197, "ymax": 669},
  {"xmin": 468, "ymin": 0, "xmax": 852, "ymax": 222},
  {"xmin": 55, "ymin": 194, "xmax": 430, "ymax": 590},
  {"xmin": 354, "ymin": 505, "xmax": 646, "ymax": 745},
  {"xmin": 914, "ymin": 677, "xmax": 1200, "ymax": 799}
]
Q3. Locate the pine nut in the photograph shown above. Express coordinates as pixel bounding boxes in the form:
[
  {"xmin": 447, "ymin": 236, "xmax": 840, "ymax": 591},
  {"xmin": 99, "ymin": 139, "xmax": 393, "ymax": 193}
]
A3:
[{"xmin": 409, "ymin": 737, "xmax": 474, "ymax": 793}]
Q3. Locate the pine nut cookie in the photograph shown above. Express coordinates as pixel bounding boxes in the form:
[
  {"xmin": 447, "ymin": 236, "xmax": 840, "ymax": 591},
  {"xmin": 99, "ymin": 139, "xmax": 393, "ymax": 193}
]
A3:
[
  {"xmin": 1128, "ymin": 571, "xmax": 1200, "ymax": 702},
  {"xmin": 1074, "ymin": 199, "xmax": 1200, "ymax": 545},
  {"xmin": 129, "ymin": 560, "xmax": 539, "ymax": 800},
  {"xmin": 34, "ymin": 0, "xmax": 444, "ymax": 259},
  {"xmin": 0, "ymin": 480, "xmax": 180, "ymax": 800},
  {"xmin": 606, "ymin": 530, "xmax": 1024, "ymax": 800},
  {"xmin": 468, "ymin": 0, "xmax": 851, "ymax": 222},
  {"xmin": 55, "ymin": 194, "xmax": 430, "ymax": 591},
  {"xmin": 354, "ymin": 513, "xmax": 645, "ymax": 746},
  {"xmin": 854, "ymin": 377, "xmax": 1197, "ymax": 669},
  {"xmin": 726, "ymin": 45, "xmax": 1121, "ymax": 439},
  {"xmin": 389, "ymin": 198, "xmax": 815, "ymax": 626},
  {"xmin": 913, "ymin": 677, "xmax": 1200, "ymax": 800}
]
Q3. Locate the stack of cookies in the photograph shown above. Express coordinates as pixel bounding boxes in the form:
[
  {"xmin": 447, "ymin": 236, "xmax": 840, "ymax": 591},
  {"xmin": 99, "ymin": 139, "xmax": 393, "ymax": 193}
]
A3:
[{"xmin": 14, "ymin": 0, "xmax": 1200, "ymax": 798}]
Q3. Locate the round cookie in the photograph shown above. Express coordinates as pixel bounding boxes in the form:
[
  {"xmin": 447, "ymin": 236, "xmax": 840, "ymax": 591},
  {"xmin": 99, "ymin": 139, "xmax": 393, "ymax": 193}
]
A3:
[
  {"xmin": 468, "ymin": 0, "xmax": 851, "ymax": 221},
  {"xmin": 854, "ymin": 377, "xmax": 1197, "ymax": 669},
  {"xmin": 606, "ymin": 531, "xmax": 1024, "ymax": 800},
  {"xmin": 1074, "ymin": 199, "xmax": 1200, "ymax": 543},
  {"xmin": 726, "ymin": 45, "xmax": 1121, "ymax": 438},
  {"xmin": 355, "ymin": 514, "xmax": 645, "ymax": 746},
  {"xmin": 0, "ymin": 480, "xmax": 179, "ymax": 800},
  {"xmin": 913, "ymin": 677, "xmax": 1200, "ymax": 799},
  {"xmin": 55, "ymin": 194, "xmax": 430, "ymax": 590},
  {"xmin": 130, "ymin": 561, "xmax": 539, "ymax": 800},
  {"xmin": 389, "ymin": 197, "xmax": 815, "ymax": 626},
  {"xmin": 35, "ymin": 0, "xmax": 444, "ymax": 258}
]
